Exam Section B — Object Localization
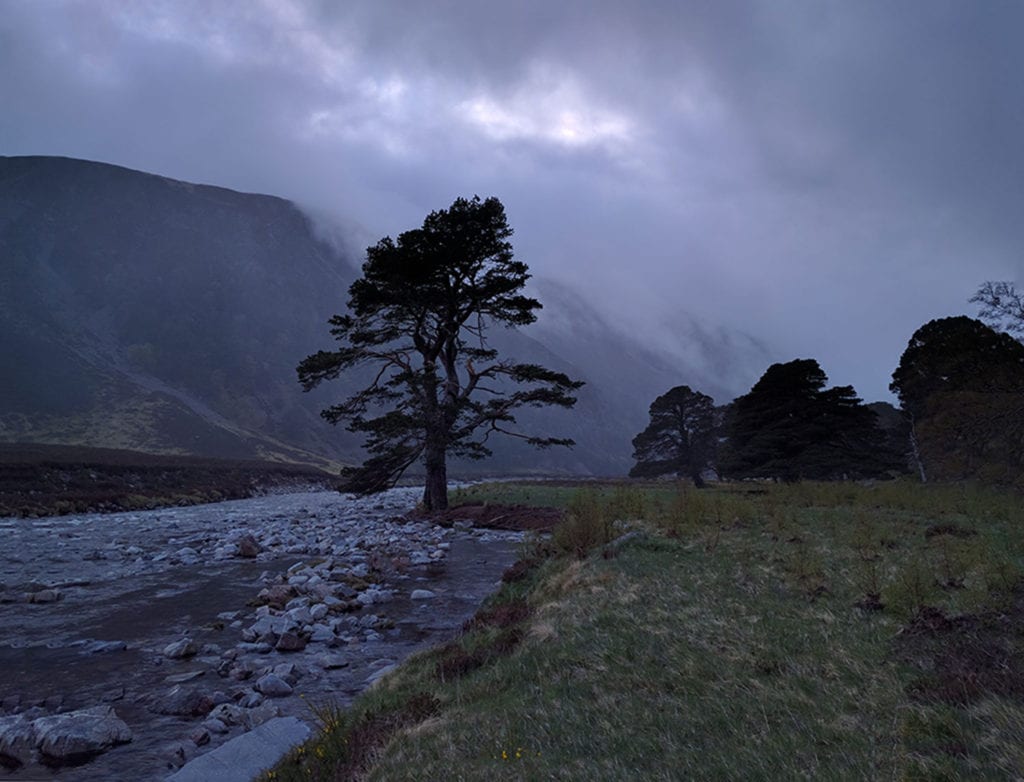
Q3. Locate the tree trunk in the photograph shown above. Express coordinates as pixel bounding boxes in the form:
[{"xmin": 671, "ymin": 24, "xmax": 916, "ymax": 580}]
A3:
[
  {"xmin": 423, "ymin": 442, "xmax": 448, "ymax": 511},
  {"xmin": 908, "ymin": 415, "xmax": 927, "ymax": 483},
  {"xmin": 419, "ymin": 361, "xmax": 449, "ymax": 511}
]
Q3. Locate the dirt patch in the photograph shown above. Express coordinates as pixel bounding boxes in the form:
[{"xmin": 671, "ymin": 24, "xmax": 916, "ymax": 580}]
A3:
[
  {"xmin": 462, "ymin": 599, "xmax": 532, "ymax": 632},
  {"xmin": 924, "ymin": 523, "xmax": 978, "ymax": 540},
  {"xmin": 854, "ymin": 593, "xmax": 885, "ymax": 612},
  {"xmin": 435, "ymin": 627, "xmax": 525, "ymax": 681},
  {"xmin": 412, "ymin": 503, "xmax": 564, "ymax": 532},
  {"xmin": 501, "ymin": 559, "xmax": 538, "ymax": 584},
  {"xmin": 435, "ymin": 597, "xmax": 532, "ymax": 682},
  {"xmin": 894, "ymin": 592, "xmax": 1024, "ymax": 706},
  {"xmin": 329, "ymin": 692, "xmax": 440, "ymax": 781}
]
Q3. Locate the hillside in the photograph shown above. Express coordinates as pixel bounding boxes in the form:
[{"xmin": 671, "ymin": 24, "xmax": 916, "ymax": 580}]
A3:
[
  {"xmin": 0, "ymin": 156, "xmax": 767, "ymax": 476},
  {"xmin": 0, "ymin": 155, "xmax": 357, "ymax": 466},
  {"xmin": 0, "ymin": 442, "xmax": 333, "ymax": 517}
]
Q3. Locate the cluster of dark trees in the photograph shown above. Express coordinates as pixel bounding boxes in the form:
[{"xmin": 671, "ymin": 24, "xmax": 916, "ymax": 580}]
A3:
[
  {"xmin": 629, "ymin": 361, "xmax": 905, "ymax": 483},
  {"xmin": 299, "ymin": 194, "xmax": 1024, "ymax": 505},
  {"xmin": 630, "ymin": 284, "xmax": 1024, "ymax": 486}
]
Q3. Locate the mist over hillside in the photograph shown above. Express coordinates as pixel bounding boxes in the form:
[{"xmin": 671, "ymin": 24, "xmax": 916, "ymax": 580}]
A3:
[{"xmin": 1, "ymin": 155, "xmax": 770, "ymax": 476}]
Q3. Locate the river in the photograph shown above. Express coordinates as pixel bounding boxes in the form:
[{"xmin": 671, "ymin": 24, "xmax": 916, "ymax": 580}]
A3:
[{"xmin": 0, "ymin": 488, "xmax": 521, "ymax": 780}]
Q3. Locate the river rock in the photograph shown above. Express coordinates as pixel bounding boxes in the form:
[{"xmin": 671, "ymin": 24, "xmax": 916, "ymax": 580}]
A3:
[
  {"xmin": 316, "ymin": 654, "xmax": 349, "ymax": 670},
  {"xmin": 166, "ymin": 716, "xmax": 307, "ymax": 782},
  {"xmin": 357, "ymin": 587, "xmax": 393, "ymax": 606},
  {"xmin": 254, "ymin": 674, "xmax": 292, "ymax": 697},
  {"xmin": 285, "ymin": 605, "xmax": 312, "ymax": 625},
  {"xmin": 255, "ymin": 585, "xmax": 294, "ymax": 609},
  {"xmin": 236, "ymin": 691, "xmax": 263, "ymax": 708},
  {"xmin": 234, "ymin": 642, "xmax": 273, "ymax": 656},
  {"xmin": 274, "ymin": 632, "xmax": 307, "ymax": 652},
  {"xmin": 410, "ymin": 589, "xmax": 436, "ymax": 600},
  {"xmin": 152, "ymin": 686, "xmax": 214, "ymax": 717},
  {"xmin": 308, "ymin": 623, "xmax": 335, "ymax": 643},
  {"xmin": 164, "ymin": 639, "xmax": 199, "ymax": 659},
  {"xmin": 32, "ymin": 705, "xmax": 132, "ymax": 761},
  {"xmin": 236, "ymin": 534, "xmax": 261, "ymax": 558},
  {"xmin": 203, "ymin": 718, "xmax": 229, "ymax": 735},
  {"xmin": 165, "ymin": 741, "xmax": 191, "ymax": 769},
  {"xmin": 242, "ymin": 703, "xmax": 281, "ymax": 730},
  {"xmin": 83, "ymin": 640, "xmax": 128, "ymax": 654},
  {"xmin": 0, "ymin": 715, "xmax": 35, "ymax": 767},
  {"xmin": 330, "ymin": 582, "xmax": 358, "ymax": 599},
  {"xmin": 206, "ymin": 704, "xmax": 245, "ymax": 727},
  {"xmin": 271, "ymin": 662, "xmax": 299, "ymax": 682},
  {"xmin": 27, "ymin": 589, "xmax": 61, "ymax": 604}
]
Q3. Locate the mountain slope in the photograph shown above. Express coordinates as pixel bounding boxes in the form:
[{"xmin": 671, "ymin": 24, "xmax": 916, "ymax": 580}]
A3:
[
  {"xmin": 0, "ymin": 155, "xmax": 356, "ymax": 466},
  {"xmin": 0, "ymin": 156, "xmax": 770, "ymax": 476}
]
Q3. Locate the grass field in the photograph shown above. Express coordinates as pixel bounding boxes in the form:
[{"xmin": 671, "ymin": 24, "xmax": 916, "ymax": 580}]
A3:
[{"xmin": 267, "ymin": 480, "xmax": 1024, "ymax": 781}]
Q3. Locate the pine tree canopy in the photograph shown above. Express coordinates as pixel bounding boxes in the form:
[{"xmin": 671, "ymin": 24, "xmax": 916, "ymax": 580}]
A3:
[
  {"xmin": 629, "ymin": 385, "xmax": 717, "ymax": 484},
  {"xmin": 890, "ymin": 315, "xmax": 1024, "ymax": 421},
  {"xmin": 297, "ymin": 196, "xmax": 583, "ymax": 510},
  {"xmin": 721, "ymin": 359, "xmax": 897, "ymax": 481}
]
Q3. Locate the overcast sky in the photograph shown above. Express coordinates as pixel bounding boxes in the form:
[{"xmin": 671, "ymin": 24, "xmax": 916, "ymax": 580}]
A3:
[{"xmin": 3, "ymin": 0, "xmax": 1022, "ymax": 402}]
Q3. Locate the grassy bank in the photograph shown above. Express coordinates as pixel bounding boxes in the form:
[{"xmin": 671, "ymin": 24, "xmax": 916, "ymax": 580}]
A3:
[
  {"xmin": 0, "ymin": 442, "xmax": 335, "ymax": 517},
  {"xmin": 267, "ymin": 480, "xmax": 1024, "ymax": 780}
]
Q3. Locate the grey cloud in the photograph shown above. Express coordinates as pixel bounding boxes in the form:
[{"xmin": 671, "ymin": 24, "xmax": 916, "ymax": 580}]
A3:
[{"xmin": 2, "ymin": 0, "xmax": 1022, "ymax": 403}]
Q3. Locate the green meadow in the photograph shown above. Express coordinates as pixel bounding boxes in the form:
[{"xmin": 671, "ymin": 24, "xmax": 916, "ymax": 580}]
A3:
[{"xmin": 267, "ymin": 480, "xmax": 1024, "ymax": 781}]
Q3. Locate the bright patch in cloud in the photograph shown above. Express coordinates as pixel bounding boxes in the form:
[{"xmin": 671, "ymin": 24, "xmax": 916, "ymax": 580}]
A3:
[{"xmin": 459, "ymin": 68, "xmax": 633, "ymax": 150}]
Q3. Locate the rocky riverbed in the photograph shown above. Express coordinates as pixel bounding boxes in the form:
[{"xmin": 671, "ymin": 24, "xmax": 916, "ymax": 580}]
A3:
[{"xmin": 0, "ymin": 488, "xmax": 523, "ymax": 780}]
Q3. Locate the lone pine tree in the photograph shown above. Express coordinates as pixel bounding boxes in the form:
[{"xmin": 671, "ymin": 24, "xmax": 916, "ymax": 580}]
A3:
[{"xmin": 297, "ymin": 196, "xmax": 582, "ymax": 510}]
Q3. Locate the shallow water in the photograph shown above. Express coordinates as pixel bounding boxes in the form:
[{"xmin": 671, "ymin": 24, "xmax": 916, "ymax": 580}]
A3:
[{"xmin": 0, "ymin": 489, "xmax": 518, "ymax": 781}]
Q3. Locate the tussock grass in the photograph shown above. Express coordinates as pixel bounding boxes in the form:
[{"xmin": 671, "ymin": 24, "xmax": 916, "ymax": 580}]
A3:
[{"xmin": 266, "ymin": 479, "xmax": 1024, "ymax": 781}]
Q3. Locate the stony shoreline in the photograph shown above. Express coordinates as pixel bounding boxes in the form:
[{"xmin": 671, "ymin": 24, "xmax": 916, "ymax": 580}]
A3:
[{"xmin": 0, "ymin": 488, "xmax": 525, "ymax": 780}]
